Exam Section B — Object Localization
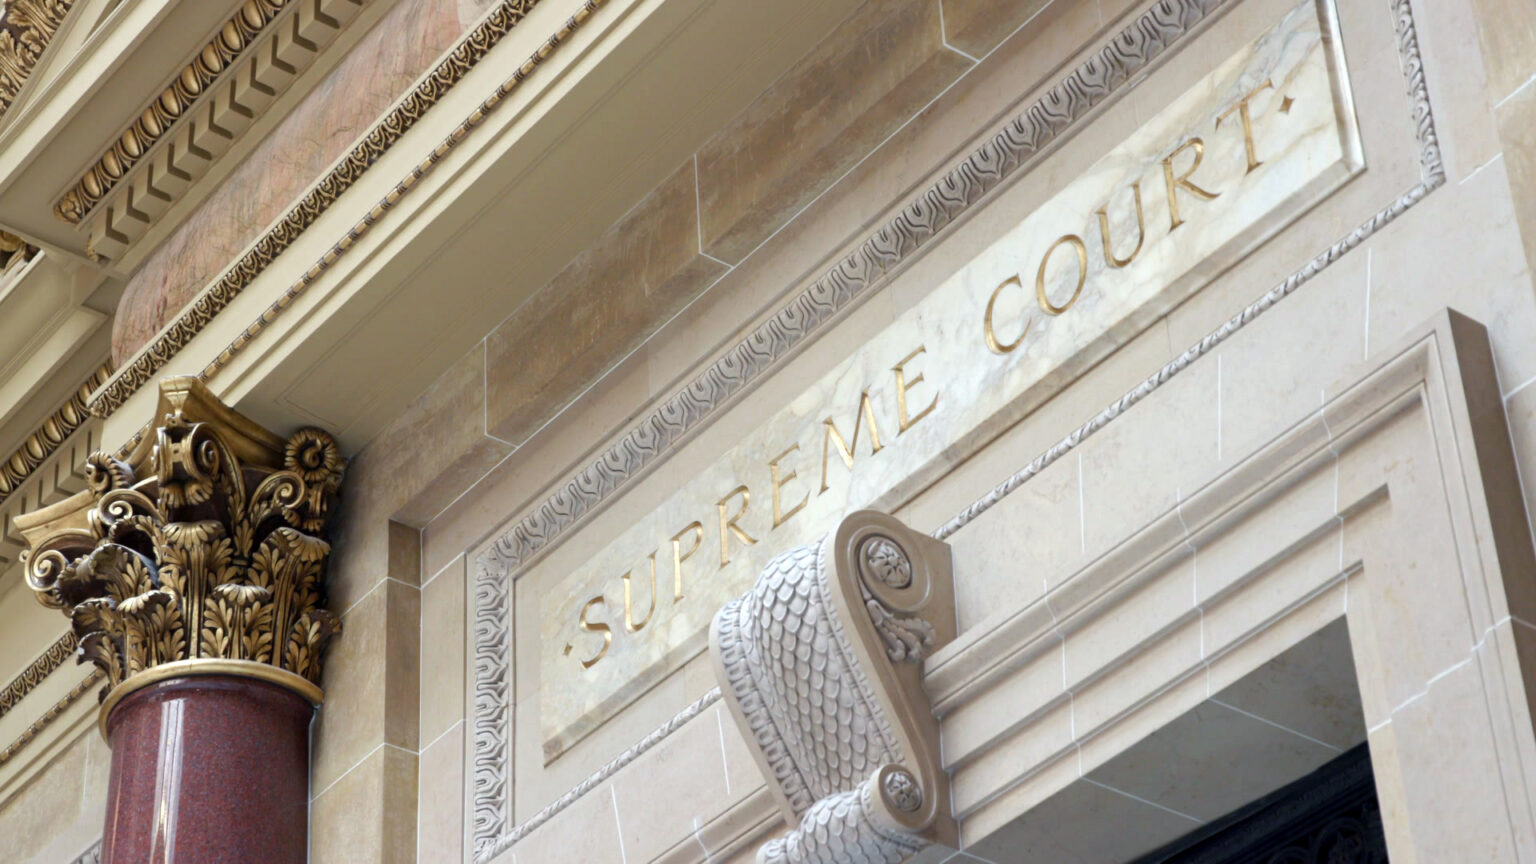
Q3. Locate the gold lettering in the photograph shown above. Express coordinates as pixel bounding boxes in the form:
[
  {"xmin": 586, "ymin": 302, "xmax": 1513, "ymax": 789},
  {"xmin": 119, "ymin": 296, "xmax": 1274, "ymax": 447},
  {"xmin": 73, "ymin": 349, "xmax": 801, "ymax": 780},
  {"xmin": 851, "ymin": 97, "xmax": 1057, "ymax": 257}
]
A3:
[
  {"xmin": 1217, "ymin": 78, "xmax": 1275, "ymax": 175},
  {"xmin": 1035, "ymin": 234, "xmax": 1088, "ymax": 316},
  {"xmin": 671, "ymin": 522, "xmax": 703, "ymax": 600},
  {"xmin": 1162, "ymin": 137, "xmax": 1220, "ymax": 231},
  {"xmin": 984, "ymin": 275, "xmax": 1031, "ymax": 354},
  {"xmin": 577, "ymin": 595, "xmax": 612, "ymax": 669},
  {"xmin": 820, "ymin": 392, "xmax": 885, "ymax": 493},
  {"xmin": 1096, "ymin": 181, "xmax": 1146, "ymax": 269},
  {"xmin": 622, "ymin": 554, "xmax": 658, "ymax": 632},
  {"xmin": 717, "ymin": 486, "xmax": 757, "ymax": 568},
  {"xmin": 892, "ymin": 346, "xmax": 938, "ymax": 434},
  {"xmin": 768, "ymin": 444, "xmax": 808, "ymax": 530}
]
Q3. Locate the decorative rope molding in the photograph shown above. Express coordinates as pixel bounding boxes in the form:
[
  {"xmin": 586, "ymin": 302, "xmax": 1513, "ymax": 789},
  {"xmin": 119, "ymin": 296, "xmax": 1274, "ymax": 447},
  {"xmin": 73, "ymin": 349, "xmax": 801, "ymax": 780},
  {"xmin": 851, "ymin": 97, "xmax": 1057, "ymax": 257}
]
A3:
[
  {"xmin": 52, "ymin": 0, "xmax": 294, "ymax": 225},
  {"xmin": 469, "ymin": 0, "xmax": 1445, "ymax": 857},
  {"xmin": 935, "ymin": 0, "xmax": 1443, "ymax": 540},
  {"xmin": 0, "ymin": 668, "xmax": 102, "ymax": 768},
  {"xmin": 0, "ymin": 362, "xmax": 111, "ymax": 507},
  {"xmin": 0, "ymin": 632, "xmax": 76, "ymax": 721},
  {"xmin": 484, "ymin": 687, "xmax": 723, "ymax": 859},
  {"xmin": 87, "ymin": 0, "xmax": 567, "ymax": 417},
  {"xmin": 0, "ymin": 0, "xmax": 73, "ymax": 121}
]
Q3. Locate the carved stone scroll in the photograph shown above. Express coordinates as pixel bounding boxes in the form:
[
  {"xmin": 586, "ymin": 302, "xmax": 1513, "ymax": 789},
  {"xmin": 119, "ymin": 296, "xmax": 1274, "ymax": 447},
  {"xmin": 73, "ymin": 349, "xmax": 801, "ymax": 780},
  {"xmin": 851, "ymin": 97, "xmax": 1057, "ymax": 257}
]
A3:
[{"xmin": 712, "ymin": 511, "xmax": 956, "ymax": 863}]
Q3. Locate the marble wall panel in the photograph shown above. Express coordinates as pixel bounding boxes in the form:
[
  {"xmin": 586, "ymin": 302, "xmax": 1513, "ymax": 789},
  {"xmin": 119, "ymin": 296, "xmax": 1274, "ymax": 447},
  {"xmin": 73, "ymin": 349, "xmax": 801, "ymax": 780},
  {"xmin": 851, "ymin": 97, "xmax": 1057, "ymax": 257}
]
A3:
[{"xmin": 112, "ymin": 0, "xmax": 476, "ymax": 363}]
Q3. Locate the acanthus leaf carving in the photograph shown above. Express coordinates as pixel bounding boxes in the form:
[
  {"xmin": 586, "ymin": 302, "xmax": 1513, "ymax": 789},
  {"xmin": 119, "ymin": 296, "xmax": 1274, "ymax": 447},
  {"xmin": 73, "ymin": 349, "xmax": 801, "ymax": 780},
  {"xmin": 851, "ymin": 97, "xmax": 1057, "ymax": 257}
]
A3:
[{"xmin": 18, "ymin": 377, "xmax": 345, "ymax": 700}]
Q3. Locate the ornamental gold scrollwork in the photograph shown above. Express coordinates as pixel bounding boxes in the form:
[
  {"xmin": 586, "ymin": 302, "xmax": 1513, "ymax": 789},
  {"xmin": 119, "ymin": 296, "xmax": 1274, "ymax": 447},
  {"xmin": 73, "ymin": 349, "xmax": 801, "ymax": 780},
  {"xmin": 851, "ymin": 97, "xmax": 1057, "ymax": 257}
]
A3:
[
  {"xmin": 0, "ymin": 0, "xmax": 72, "ymax": 121},
  {"xmin": 21, "ymin": 378, "xmax": 345, "ymax": 698}
]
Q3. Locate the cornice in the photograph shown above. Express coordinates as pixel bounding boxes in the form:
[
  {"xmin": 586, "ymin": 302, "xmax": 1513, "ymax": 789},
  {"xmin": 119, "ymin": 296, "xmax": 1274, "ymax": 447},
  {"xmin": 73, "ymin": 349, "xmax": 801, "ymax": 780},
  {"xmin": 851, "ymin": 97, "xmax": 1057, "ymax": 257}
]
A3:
[
  {"xmin": 0, "ymin": 0, "xmax": 73, "ymax": 121},
  {"xmin": 51, "ymin": 0, "xmax": 290, "ymax": 226},
  {"xmin": 87, "ymin": 0, "xmax": 564, "ymax": 417}
]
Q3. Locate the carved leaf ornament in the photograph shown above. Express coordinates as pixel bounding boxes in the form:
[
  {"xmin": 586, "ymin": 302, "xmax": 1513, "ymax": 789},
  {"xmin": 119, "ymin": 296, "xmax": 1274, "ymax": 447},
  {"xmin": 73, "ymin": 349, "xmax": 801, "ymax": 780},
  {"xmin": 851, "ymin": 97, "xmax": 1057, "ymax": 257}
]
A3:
[{"xmin": 24, "ymin": 407, "xmax": 344, "ymax": 697}]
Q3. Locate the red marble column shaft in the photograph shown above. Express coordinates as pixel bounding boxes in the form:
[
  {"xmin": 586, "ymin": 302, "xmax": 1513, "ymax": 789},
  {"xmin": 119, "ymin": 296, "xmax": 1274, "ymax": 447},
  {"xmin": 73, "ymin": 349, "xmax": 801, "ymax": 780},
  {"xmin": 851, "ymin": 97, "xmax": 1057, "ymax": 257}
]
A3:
[{"xmin": 100, "ymin": 674, "xmax": 314, "ymax": 864}]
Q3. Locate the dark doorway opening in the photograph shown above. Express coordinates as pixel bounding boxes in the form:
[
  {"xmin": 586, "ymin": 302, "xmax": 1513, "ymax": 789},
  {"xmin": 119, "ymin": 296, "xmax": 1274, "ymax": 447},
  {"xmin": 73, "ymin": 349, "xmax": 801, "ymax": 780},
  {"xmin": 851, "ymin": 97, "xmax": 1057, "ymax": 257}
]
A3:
[{"xmin": 1128, "ymin": 745, "xmax": 1387, "ymax": 864}]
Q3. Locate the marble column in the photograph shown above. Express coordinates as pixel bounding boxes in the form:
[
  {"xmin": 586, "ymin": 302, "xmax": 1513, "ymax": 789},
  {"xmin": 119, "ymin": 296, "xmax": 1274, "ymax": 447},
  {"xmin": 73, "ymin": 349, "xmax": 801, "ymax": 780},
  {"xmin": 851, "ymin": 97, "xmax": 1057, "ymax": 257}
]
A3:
[{"xmin": 16, "ymin": 377, "xmax": 345, "ymax": 864}]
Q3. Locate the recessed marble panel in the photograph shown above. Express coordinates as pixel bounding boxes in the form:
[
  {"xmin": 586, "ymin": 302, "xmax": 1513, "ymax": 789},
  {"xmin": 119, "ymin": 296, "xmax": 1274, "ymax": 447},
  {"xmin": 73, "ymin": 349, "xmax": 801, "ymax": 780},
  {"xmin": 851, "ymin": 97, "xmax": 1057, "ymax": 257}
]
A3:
[{"xmin": 533, "ymin": 0, "xmax": 1362, "ymax": 759}]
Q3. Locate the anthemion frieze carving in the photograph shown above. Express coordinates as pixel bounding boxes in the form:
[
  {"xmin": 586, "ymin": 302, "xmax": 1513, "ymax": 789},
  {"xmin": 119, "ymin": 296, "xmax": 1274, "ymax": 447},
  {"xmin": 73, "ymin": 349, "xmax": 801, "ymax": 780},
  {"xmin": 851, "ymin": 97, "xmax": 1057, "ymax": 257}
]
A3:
[
  {"xmin": 470, "ymin": 0, "xmax": 1446, "ymax": 857},
  {"xmin": 18, "ymin": 377, "xmax": 345, "ymax": 703},
  {"xmin": 713, "ymin": 512, "xmax": 956, "ymax": 863},
  {"xmin": 86, "ymin": 0, "xmax": 571, "ymax": 416},
  {"xmin": 0, "ymin": 631, "xmax": 76, "ymax": 719},
  {"xmin": 0, "ymin": 0, "xmax": 72, "ymax": 119}
]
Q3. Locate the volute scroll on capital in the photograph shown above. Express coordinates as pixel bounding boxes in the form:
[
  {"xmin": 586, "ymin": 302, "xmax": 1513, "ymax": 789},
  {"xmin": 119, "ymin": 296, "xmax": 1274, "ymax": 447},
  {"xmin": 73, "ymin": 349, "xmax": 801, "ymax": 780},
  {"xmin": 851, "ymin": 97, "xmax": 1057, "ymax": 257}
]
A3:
[
  {"xmin": 15, "ymin": 376, "xmax": 347, "ymax": 724},
  {"xmin": 712, "ymin": 510, "xmax": 957, "ymax": 863}
]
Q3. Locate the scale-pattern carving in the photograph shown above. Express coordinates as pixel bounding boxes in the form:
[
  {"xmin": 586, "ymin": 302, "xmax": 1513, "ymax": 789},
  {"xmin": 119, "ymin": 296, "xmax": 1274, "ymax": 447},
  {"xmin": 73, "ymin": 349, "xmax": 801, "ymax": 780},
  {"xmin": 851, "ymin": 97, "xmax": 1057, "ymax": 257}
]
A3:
[
  {"xmin": 716, "ymin": 542, "xmax": 903, "ymax": 813},
  {"xmin": 471, "ymin": 0, "xmax": 1446, "ymax": 855},
  {"xmin": 760, "ymin": 784, "xmax": 928, "ymax": 864}
]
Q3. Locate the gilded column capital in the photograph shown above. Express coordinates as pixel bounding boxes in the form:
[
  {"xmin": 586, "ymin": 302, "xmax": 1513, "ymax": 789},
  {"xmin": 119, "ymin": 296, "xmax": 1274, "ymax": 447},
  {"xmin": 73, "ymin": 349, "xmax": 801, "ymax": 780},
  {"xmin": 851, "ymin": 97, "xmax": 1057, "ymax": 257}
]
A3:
[{"xmin": 16, "ymin": 376, "xmax": 345, "ymax": 716}]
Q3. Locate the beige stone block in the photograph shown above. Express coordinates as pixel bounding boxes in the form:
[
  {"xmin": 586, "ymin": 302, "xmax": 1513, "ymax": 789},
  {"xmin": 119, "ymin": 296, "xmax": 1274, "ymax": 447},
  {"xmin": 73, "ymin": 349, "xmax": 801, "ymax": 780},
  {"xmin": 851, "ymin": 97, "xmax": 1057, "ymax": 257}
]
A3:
[
  {"xmin": 1374, "ymin": 658, "xmax": 1520, "ymax": 862},
  {"xmin": 1507, "ymin": 381, "xmax": 1536, "ymax": 564},
  {"xmin": 418, "ymin": 722, "xmax": 465, "ymax": 864},
  {"xmin": 939, "ymin": 0, "xmax": 1052, "ymax": 59},
  {"xmin": 1071, "ymin": 617, "xmax": 1203, "ymax": 738},
  {"xmin": 1413, "ymin": 0, "xmax": 1501, "ymax": 182},
  {"xmin": 1064, "ymin": 557, "xmax": 1195, "ymax": 689},
  {"xmin": 1075, "ymin": 668, "xmax": 1208, "ymax": 779},
  {"xmin": 1204, "ymin": 580, "xmax": 1346, "ymax": 696},
  {"xmin": 958, "ymin": 749, "xmax": 1079, "ymax": 845},
  {"xmin": 1200, "ymin": 526, "xmax": 1342, "ymax": 660},
  {"xmin": 507, "ymin": 776, "xmax": 624, "ymax": 863},
  {"xmin": 949, "ymin": 445, "xmax": 1080, "ymax": 632},
  {"xmin": 1085, "ymin": 700, "xmax": 1337, "ymax": 822},
  {"xmin": 313, "ymin": 579, "xmax": 421, "ymax": 792},
  {"xmin": 1214, "ymin": 248, "xmax": 1367, "ymax": 465},
  {"xmin": 965, "ymin": 777, "xmax": 1198, "ymax": 864},
  {"xmin": 611, "ymin": 708, "xmax": 730, "ymax": 862},
  {"xmin": 484, "ymin": 160, "xmax": 725, "ymax": 444},
  {"xmin": 0, "ymin": 738, "xmax": 86, "ymax": 862},
  {"xmin": 695, "ymin": 0, "xmax": 972, "ymax": 263},
  {"xmin": 715, "ymin": 703, "xmax": 768, "ymax": 801},
  {"xmin": 310, "ymin": 744, "xmax": 418, "ymax": 864},
  {"xmin": 1365, "ymin": 141, "xmax": 1536, "ymax": 393},
  {"xmin": 950, "ymin": 699, "xmax": 1074, "ymax": 815},
  {"xmin": 1499, "ymin": 83, "xmax": 1536, "ymax": 293},
  {"xmin": 1076, "ymin": 352, "xmax": 1218, "ymax": 560},
  {"xmin": 420, "ymin": 553, "xmax": 466, "ymax": 746},
  {"xmin": 942, "ymin": 637, "xmax": 1065, "ymax": 768},
  {"xmin": 1211, "ymin": 616, "xmax": 1365, "ymax": 751},
  {"xmin": 1192, "ymin": 458, "xmax": 1336, "ymax": 603},
  {"xmin": 1337, "ymin": 416, "xmax": 1479, "ymax": 712},
  {"xmin": 1471, "ymin": 0, "xmax": 1536, "ymax": 104}
]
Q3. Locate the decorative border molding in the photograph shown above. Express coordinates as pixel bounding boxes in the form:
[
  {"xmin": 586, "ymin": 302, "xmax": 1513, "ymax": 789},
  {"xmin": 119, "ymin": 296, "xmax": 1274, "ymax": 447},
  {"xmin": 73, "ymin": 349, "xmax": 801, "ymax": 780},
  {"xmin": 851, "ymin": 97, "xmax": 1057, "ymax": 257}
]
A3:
[
  {"xmin": 0, "ymin": 668, "xmax": 102, "ymax": 768},
  {"xmin": 0, "ymin": 632, "xmax": 75, "ymax": 720},
  {"xmin": 53, "ymin": 0, "xmax": 295, "ymax": 225},
  {"xmin": 469, "ymin": 0, "xmax": 1445, "ymax": 857},
  {"xmin": 0, "ymin": 361, "xmax": 110, "ymax": 506},
  {"xmin": 0, "ymin": 0, "xmax": 74, "ymax": 121},
  {"xmin": 87, "ymin": 0, "xmax": 568, "ymax": 416}
]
